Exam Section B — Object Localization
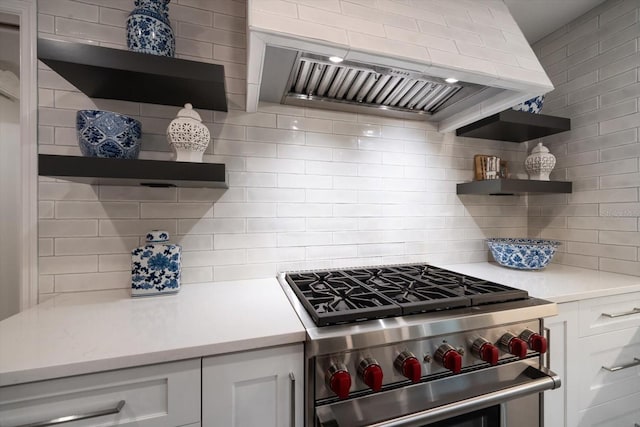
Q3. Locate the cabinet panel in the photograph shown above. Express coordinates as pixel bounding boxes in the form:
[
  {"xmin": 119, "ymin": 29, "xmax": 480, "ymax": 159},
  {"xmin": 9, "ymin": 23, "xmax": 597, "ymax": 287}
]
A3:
[
  {"xmin": 202, "ymin": 344, "xmax": 303, "ymax": 427},
  {"xmin": 578, "ymin": 326, "xmax": 640, "ymax": 410},
  {"xmin": 0, "ymin": 359, "xmax": 200, "ymax": 427},
  {"xmin": 576, "ymin": 391, "xmax": 640, "ymax": 427},
  {"xmin": 578, "ymin": 292, "xmax": 640, "ymax": 337},
  {"xmin": 543, "ymin": 302, "xmax": 578, "ymax": 427}
]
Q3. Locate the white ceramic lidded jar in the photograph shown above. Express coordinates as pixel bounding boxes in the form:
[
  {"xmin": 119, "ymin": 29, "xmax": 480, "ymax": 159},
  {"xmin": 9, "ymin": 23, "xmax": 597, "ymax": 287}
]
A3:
[
  {"xmin": 166, "ymin": 103, "xmax": 210, "ymax": 162},
  {"xmin": 525, "ymin": 142, "xmax": 556, "ymax": 181}
]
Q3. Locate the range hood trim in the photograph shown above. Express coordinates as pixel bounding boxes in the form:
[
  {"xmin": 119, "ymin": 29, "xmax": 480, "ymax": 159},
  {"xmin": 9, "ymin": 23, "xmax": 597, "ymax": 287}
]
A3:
[{"xmin": 247, "ymin": 29, "xmax": 552, "ymax": 133}]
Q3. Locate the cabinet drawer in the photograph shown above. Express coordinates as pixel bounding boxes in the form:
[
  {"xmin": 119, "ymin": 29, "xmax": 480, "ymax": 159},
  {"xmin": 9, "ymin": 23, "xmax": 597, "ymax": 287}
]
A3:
[
  {"xmin": 578, "ymin": 292, "xmax": 640, "ymax": 337},
  {"xmin": 0, "ymin": 359, "xmax": 200, "ymax": 427},
  {"xmin": 578, "ymin": 327, "xmax": 640, "ymax": 410},
  {"xmin": 576, "ymin": 391, "xmax": 640, "ymax": 427}
]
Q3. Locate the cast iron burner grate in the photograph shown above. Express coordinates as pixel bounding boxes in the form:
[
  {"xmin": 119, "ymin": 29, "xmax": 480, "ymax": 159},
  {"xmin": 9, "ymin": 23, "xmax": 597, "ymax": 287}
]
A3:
[{"xmin": 285, "ymin": 264, "xmax": 528, "ymax": 326}]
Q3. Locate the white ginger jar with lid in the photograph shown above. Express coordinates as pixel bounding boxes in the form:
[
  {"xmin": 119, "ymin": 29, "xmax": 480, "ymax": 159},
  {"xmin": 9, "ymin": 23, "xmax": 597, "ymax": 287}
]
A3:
[
  {"xmin": 166, "ymin": 103, "xmax": 210, "ymax": 162},
  {"xmin": 525, "ymin": 142, "xmax": 556, "ymax": 181}
]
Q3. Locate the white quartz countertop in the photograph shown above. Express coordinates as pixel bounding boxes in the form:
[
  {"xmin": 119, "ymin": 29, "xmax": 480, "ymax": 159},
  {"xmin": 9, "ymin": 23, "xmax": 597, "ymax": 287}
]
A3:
[
  {"xmin": 443, "ymin": 262, "xmax": 640, "ymax": 303},
  {"xmin": 0, "ymin": 278, "xmax": 305, "ymax": 387}
]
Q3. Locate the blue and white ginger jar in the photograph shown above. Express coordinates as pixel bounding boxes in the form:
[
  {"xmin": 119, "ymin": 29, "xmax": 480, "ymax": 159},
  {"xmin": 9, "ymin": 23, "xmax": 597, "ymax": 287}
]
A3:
[
  {"xmin": 512, "ymin": 95, "xmax": 544, "ymax": 114},
  {"xmin": 126, "ymin": 0, "xmax": 175, "ymax": 57},
  {"xmin": 131, "ymin": 230, "xmax": 181, "ymax": 297}
]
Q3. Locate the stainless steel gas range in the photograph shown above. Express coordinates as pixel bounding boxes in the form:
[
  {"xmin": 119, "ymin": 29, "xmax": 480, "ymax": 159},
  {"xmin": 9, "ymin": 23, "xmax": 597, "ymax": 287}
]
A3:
[{"xmin": 277, "ymin": 263, "xmax": 560, "ymax": 427}]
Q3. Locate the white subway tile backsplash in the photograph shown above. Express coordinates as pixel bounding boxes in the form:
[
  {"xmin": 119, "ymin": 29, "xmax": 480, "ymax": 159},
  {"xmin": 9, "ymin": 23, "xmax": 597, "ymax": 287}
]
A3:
[
  {"xmin": 54, "ymin": 271, "xmax": 129, "ymax": 292},
  {"xmin": 39, "ymin": 239, "xmax": 54, "ymax": 256},
  {"xmin": 40, "ymin": 255, "xmax": 98, "ymax": 275},
  {"xmin": 174, "ymin": 234, "xmax": 214, "ymax": 251},
  {"xmin": 599, "ymin": 257, "xmax": 640, "ymax": 275},
  {"xmin": 55, "ymin": 201, "xmax": 139, "ymax": 219},
  {"xmin": 181, "ymin": 266, "xmax": 214, "ymax": 284},
  {"xmin": 178, "ymin": 218, "xmax": 245, "ymax": 234},
  {"xmin": 39, "ymin": 182, "xmax": 98, "ymax": 201},
  {"xmin": 98, "ymin": 219, "xmax": 177, "ymax": 236},
  {"xmin": 38, "ymin": 0, "xmax": 640, "ymax": 294},
  {"xmin": 54, "ymin": 17, "xmax": 124, "ymax": 44},
  {"xmin": 215, "ymin": 233, "xmax": 276, "ymax": 249},
  {"xmin": 140, "ymin": 203, "xmax": 214, "ymax": 218},
  {"xmin": 277, "ymin": 144, "xmax": 332, "ymax": 161},
  {"xmin": 98, "ymin": 254, "xmax": 130, "ymax": 272},
  {"xmin": 55, "ymin": 237, "xmax": 139, "ymax": 255},
  {"xmin": 247, "ymin": 218, "xmax": 306, "ymax": 233},
  {"xmin": 246, "ymin": 157, "xmax": 305, "ymax": 174},
  {"xmin": 39, "ymin": 219, "xmax": 98, "ymax": 237},
  {"xmin": 246, "ymin": 126, "xmax": 305, "ymax": 145},
  {"xmin": 99, "ymin": 186, "xmax": 177, "ymax": 201},
  {"xmin": 214, "ymin": 202, "xmax": 276, "ymax": 218}
]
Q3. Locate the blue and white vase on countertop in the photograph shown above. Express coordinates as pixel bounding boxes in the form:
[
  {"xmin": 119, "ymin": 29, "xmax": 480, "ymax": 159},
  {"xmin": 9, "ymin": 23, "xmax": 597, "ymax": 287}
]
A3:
[
  {"xmin": 131, "ymin": 230, "xmax": 181, "ymax": 297},
  {"xmin": 126, "ymin": 0, "xmax": 175, "ymax": 57}
]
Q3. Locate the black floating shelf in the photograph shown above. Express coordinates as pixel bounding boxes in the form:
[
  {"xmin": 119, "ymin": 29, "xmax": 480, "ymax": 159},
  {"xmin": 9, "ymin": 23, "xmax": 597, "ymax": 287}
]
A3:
[
  {"xmin": 457, "ymin": 179, "xmax": 572, "ymax": 195},
  {"xmin": 38, "ymin": 38, "xmax": 227, "ymax": 111},
  {"xmin": 39, "ymin": 155, "xmax": 227, "ymax": 189},
  {"xmin": 456, "ymin": 110, "xmax": 570, "ymax": 142}
]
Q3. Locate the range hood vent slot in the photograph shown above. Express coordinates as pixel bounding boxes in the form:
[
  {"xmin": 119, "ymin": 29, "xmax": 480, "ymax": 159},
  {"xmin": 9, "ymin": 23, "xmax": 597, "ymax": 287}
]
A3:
[{"xmin": 285, "ymin": 55, "xmax": 465, "ymax": 116}]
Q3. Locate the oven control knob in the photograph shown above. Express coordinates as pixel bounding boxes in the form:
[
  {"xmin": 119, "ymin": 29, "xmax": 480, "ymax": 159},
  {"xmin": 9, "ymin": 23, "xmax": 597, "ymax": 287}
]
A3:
[
  {"xmin": 500, "ymin": 333, "xmax": 528, "ymax": 359},
  {"xmin": 472, "ymin": 338, "xmax": 499, "ymax": 365},
  {"xmin": 326, "ymin": 364, "xmax": 351, "ymax": 399},
  {"xmin": 358, "ymin": 358, "xmax": 383, "ymax": 392},
  {"xmin": 435, "ymin": 344, "xmax": 462, "ymax": 374},
  {"xmin": 520, "ymin": 329, "xmax": 548, "ymax": 354},
  {"xmin": 395, "ymin": 351, "xmax": 422, "ymax": 383}
]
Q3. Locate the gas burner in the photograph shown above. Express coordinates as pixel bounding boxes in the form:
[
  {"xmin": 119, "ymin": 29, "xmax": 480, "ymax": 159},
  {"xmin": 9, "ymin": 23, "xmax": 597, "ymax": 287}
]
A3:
[
  {"xmin": 285, "ymin": 264, "xmax": 528, "ymax": 326},
  {"xmin": 285, "ymin": 271, "xmax": 401, "ymax": 326}
]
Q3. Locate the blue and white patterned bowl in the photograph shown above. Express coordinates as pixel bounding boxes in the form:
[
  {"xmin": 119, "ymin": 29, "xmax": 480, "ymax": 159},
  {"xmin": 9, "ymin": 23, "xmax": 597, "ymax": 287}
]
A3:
[
  {"xmin": 487, "ymin": 238, "xmax": 561, "ymax": 270},
  {"xmin": 512, "ymin": 95, "xmax": 544, "ymax": 114},
  {"xmin": 76, "ymin": 110, "xmax": 142, "ymax": 159}
]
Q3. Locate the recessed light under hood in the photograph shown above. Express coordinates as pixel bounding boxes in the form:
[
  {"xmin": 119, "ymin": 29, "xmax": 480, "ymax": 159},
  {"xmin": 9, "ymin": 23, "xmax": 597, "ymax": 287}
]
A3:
[{"xmin": 260, "ymin": 47, "xmax": 492, "ymax": 122}]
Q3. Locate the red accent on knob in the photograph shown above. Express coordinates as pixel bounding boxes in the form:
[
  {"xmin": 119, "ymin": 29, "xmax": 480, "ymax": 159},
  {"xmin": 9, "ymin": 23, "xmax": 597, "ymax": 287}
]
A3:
[
  {"xmin": 528, "ymin": 333, "xmax": 548, "ymax": 354},
  {"xmin": 479, "ymin": 343, "xmax": 500, "ymax": 365},
  {"xmin": 329, "ymin": 371, "xmax": 351, "ymax": 399},
  {"xmin": 401, "ymin": 357, "xmax": 422, "ymax": 383},
  {"xmin": 442, "ymin": 350, "xmax": 463, "ymax": 374},
  {"xmin": 363, "ymin": 364, "xmax": 383, "ymax": 392},
  {"xmin": 508, "ymin": 337, "xmax": 528, "ymax": 359}
]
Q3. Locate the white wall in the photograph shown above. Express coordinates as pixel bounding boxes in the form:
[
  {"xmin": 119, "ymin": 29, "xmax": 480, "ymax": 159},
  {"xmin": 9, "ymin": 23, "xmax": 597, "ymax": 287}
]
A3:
[
  {"xmin": 530, "ymin": 0, "xmax": 640, "ymax": 275},
  {"xmin": 0, "ymin": 91, "xmax": 20, "ymax": 320},
  {"xmin": 36, "ymin": 0, "xmax": 530, "ymax": 298}
]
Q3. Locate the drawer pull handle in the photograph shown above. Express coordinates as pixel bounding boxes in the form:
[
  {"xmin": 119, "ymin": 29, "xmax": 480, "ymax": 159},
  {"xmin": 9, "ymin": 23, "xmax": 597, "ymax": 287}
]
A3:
[
  {"xmin": 17, "ymin": 400, "xmax": 125, "ymax": 427},
  {"xmin": 289, "ymin": 372, "xmax": 296, "ymax": 427},
  {"xmin": 602, "ymin": 357, "xmax": 640, "ymax": 372},
  {"xmin": 602, "ymin": 307, "xmax": 640, "ymax": 318}
]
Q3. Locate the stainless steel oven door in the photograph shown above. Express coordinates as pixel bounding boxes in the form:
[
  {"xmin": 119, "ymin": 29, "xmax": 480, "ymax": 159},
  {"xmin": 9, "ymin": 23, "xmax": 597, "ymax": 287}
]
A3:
[{"xmin": 315, "ymin": 360, "xmax": 560, "ymax": 427}]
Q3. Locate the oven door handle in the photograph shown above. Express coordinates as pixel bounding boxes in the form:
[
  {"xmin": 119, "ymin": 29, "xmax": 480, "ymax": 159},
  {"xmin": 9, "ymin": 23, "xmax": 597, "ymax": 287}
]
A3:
[{"xmin": 368, "ymin": 372, "xmax": 557, "ymax": 427}]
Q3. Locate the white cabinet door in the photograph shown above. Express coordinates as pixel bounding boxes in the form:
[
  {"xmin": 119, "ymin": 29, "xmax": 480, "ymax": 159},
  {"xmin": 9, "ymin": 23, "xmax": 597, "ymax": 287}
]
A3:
[
  {"xmin": 576, "ymin": 391, "xmax": 640, "ymax": 427},
  {"xmin": 543, "ymin": 302, "xmax": 579, "ymax": 427},
  {"xmin": 202, "ymin": 344, "xmax": 303, "ymax": 427},
  {"xmin": 0, "ymin": 359, "xmax": 201, "ymax": 427},
  {"xmin": 577, "ymin": 326, "xmax": 640, "ymax": 410}
]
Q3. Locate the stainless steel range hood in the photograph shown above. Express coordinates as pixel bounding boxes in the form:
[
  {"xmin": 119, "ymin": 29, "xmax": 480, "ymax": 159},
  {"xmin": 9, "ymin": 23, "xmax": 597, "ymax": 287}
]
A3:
[
  {"xmin": 260, "ymin": 47, "xmax": 494, "ymax": 122},
  {"xmin": 247, "ymin": 0, "xmax": 554, "ymax": 133}
]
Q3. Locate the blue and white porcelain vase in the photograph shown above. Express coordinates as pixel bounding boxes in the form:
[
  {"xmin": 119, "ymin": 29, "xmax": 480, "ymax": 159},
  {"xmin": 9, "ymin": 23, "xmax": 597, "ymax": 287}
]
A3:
[
  {"xmin": 126, "ymin": 0, "xmax": 175, "ymax": 57},
  {"xmin": 131, "ymin": 230, "xmax": 181, "ymax": 297}
]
